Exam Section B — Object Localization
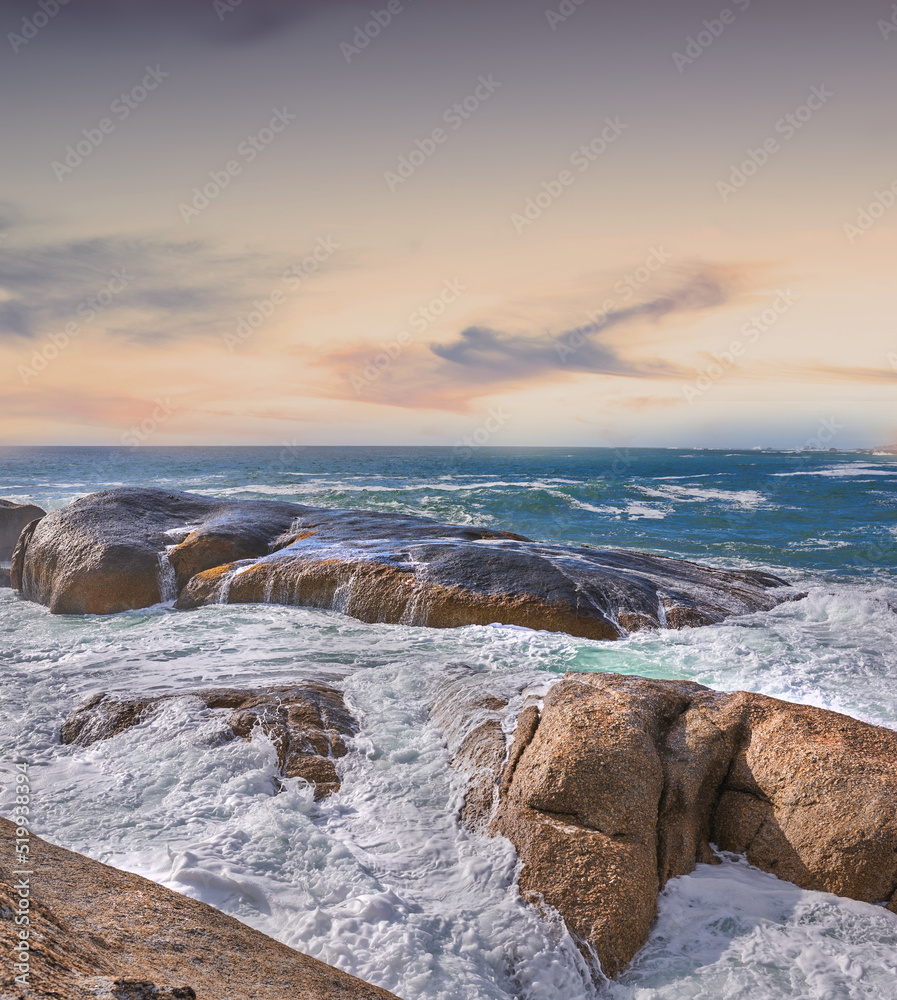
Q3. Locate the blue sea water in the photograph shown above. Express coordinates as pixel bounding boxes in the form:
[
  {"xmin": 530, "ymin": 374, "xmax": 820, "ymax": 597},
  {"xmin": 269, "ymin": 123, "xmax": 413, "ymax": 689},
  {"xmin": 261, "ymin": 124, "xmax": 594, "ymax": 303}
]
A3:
[{"xmin": 1, "ymin": 447, "xmax": 895, "ymax": 999}]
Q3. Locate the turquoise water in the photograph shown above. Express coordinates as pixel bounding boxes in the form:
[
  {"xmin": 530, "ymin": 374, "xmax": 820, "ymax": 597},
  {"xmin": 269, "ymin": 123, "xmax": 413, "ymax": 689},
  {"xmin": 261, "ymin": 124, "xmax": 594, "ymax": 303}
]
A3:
[{"xmin": 1, "ymin": 447, "xmax": 895, "ymax": 999}]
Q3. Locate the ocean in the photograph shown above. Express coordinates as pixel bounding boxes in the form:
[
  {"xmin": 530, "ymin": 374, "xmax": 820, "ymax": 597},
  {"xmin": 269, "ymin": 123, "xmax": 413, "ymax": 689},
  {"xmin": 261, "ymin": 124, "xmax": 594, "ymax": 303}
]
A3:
[{"xmin": 1, "ymin": 446, "xmax": 896, "ymax": 999}]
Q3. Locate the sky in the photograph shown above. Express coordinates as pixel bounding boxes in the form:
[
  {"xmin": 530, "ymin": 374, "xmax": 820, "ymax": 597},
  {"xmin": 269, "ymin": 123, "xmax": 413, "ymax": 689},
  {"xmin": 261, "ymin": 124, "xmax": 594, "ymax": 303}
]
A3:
[{"xmin": 1, "ymin": 0, "xmax": 896, "ymax": 449}]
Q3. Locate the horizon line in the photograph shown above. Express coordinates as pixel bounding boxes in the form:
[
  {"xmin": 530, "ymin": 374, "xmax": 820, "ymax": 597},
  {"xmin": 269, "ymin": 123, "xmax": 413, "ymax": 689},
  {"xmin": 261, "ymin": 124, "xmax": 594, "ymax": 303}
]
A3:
[{"xmin": 0, "ymin": 444, "xmax": 893, "ymax": 453}]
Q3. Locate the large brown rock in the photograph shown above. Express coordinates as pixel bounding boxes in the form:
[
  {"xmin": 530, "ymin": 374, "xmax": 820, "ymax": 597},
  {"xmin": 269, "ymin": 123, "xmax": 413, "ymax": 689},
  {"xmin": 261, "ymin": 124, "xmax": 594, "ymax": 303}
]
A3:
[
  {"xmin": 435, "ymin": 670, "xmax": 897, "ymax": 978},
  {"xmin": 11, "ymin": 488, "xmax": 306, "ymax": 614},
  {"xmin": 60, "ymin": 683, "xmax": 356, "ymax": 799},
  {"xmin": 0, "ymin": 817, "xmax": 401, "ymax": 1000},
  {"xmin": 0, "ymin": 498, "xmax": 45, "ymax": 567},
  {"xmin": 13, "ymin": 488, "xmax": 795, "ymax": 639}
]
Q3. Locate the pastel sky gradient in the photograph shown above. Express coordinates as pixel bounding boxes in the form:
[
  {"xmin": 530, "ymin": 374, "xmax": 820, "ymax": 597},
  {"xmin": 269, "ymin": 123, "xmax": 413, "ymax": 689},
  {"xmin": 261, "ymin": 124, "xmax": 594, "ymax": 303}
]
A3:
[{"xmin": 1, "ymin": 0, "xmax": 895, "ymax": 448}]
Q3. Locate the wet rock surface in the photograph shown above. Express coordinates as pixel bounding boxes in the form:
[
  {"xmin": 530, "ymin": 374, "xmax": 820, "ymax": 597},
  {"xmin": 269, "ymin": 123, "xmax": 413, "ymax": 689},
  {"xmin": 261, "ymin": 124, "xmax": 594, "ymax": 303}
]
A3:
[
  {"xmin": 13, "ymin": 487, "xmax": 795, "ymax": 639},
  {"xmin": 0, "ymin": 817, "xmax": 401, "ymax": 1000},
  {"xmin": 11, "ymin": 488, "xmax": 305, "ymax": 614},
  {"xmin": 61, "ymin": 683, "xmax": 356, "ymax": 799},
  {"xmin": 0, "ymin": 497, "xmax": 45, "ymax": 566},
  {"xmin": 434, "ymin": 670, "xmax": 897, "ymax": 978}
]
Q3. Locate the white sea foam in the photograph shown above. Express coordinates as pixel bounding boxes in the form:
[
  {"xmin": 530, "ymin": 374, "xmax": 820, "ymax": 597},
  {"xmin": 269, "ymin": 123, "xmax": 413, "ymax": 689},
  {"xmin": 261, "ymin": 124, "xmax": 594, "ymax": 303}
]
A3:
[
  {"xmin": 190, "ymin": 479, "xmax": 588, "ymax": 497},
  {"xmin": 787, "ymin": 537, "xmax": 852, "ymax": 551},
  {"xmin": 608, "ymin": 855, "xmax": 897, "ymax": 999},
  {"xmin": 565, "ymin": 498, "xmax": 625, "ymax": 515},
  {"xmin": 576, "ymin": 585, "xmax": 897, "ymax": 729},
  {"xmin": 625, "ymin": 502, "xmax": 669, "ymax": 520},
  {"xmin": 772, "ymin": 462, "xmax": 897, "ymax": 478},
  {"xmin": 638, "ymin": 484, "xmax": 767, "ymax": 507}
]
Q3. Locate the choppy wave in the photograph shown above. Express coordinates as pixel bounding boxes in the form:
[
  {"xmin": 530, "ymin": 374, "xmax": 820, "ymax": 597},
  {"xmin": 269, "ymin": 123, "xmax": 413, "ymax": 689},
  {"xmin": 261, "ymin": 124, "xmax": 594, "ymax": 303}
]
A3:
[
  {"xmin": 772, "ymin": 461, "xmax": 897, "ymax": 478},
  {"xmin": 0, "ymin": 446, "xmax": 895, "ymax": 998},
  {"xmin": 638, "ymin": 484, "xmax": 767, "ymax": 507}
]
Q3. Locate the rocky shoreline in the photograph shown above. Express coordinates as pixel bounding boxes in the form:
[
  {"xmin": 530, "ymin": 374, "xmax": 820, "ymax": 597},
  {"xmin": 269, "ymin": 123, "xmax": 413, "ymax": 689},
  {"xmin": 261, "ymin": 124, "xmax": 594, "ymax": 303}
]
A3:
[
  {"xmin": 8, "ymin": 487, "xmax": 795, "ymax": 637},
  {"xmin": 0, "ymin": 817, "xmax": 400, "ymax": 1000},
  {"xmin": 2, "ymin": 488, "xmax": 895, "ymax": 990}
]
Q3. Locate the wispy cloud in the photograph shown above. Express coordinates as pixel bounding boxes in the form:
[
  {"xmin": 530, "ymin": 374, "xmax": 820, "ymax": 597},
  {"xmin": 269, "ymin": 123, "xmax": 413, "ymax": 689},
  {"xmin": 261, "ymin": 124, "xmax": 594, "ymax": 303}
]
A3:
[
  {"xmin": 757, "ymin": 362, "xmax": 897, "ymax": 384},
  {"xmin": 433, "ymin": 267, "xmax": 730, "ymax": 378},
  {"xmin": 315, "ymin": 264, "xmax": 746, "ymax": 410},
  {"xmin": 0, "ymin": 230, "xmax": 295, "ymax": 343}
]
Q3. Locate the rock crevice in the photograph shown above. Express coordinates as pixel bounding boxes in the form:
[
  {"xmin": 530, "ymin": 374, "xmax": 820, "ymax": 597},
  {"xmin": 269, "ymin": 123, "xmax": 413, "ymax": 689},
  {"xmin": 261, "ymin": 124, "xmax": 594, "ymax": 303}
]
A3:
[{"xmin": 433, "ymin": 670, "xmax": 897, "ymax": 978}]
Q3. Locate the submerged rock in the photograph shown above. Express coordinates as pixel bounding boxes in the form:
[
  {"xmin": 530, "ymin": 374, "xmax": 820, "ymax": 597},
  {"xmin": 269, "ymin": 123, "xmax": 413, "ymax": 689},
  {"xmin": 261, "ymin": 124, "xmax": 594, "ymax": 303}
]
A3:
[
  {"xmin": 0, "ymin": 497, "xmax": 45, "ymax": 566},
  {"xmin": 0, "ymin": 817, "xmax": 401, "ymax": 999},
  {"xmin": 433, "ymin": 670, "xmax": 897, "ymax": 978},
  {"xmin": 13, "ymin": 487, "xmax": 795, "ymax": 638},
  {"xmin": 61, "ymin": 683, "xmax": 356, "ymax": 799}
]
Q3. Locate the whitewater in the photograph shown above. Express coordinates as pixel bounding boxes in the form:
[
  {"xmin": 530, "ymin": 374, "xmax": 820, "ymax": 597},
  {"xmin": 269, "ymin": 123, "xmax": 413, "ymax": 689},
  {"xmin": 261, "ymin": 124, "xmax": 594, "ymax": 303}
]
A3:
[{"xmin": 1, "ymin": 446, "xmax": 895, "ymax": 999}]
